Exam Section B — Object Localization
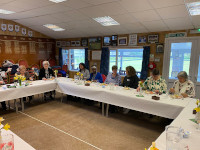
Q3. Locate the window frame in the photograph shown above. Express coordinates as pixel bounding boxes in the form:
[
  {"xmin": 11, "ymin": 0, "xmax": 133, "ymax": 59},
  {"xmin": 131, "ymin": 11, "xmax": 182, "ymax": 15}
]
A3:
[
  {"xmin": 62, "ymin": 47, "xmax": 85, "ymax": 71},
  {"xmin": 109, "ymin": 46, "xmax": 144, "ymax": 77}
]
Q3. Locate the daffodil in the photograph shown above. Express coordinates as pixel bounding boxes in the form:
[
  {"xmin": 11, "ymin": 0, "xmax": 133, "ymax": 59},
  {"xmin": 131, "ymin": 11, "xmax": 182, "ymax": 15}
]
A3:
[
  {"xmin": 76, "ymin": 72, "xmax": 80, "ymax": 76},
  {"xmin": 194, "ymin": 107, "xmax": 200, "ymax": 112},
  {"xmin": 3, "ymin": 123, "xmax": 10, "ymax": 131},
  {"xmin": 0, "ymin": 117, "xmax": 4, "ymax": 125},
  {"xmin": 196, "ymin": 99, "xmax": 199, "ymax": 106}
]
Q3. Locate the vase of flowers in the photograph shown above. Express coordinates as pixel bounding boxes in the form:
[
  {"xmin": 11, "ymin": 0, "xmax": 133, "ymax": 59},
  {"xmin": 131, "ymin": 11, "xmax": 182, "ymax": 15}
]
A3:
[
  {"xmin": 76, "ymin": 72, "xmax": 83, "ymax": 84},
  {"xmin": 0, "ymin": 117, "xmax": 13, "ymax": 150},
  {"xmin": 14, "ymin": 75, "xmax": 26, "ymax": 87},
  {"xmin": 54, "ymin": 70, "xmax": 58, "ymax": 78},
  {"xmin": 139, "ymin": 81, "xmax": 143, "ymax": 96}
]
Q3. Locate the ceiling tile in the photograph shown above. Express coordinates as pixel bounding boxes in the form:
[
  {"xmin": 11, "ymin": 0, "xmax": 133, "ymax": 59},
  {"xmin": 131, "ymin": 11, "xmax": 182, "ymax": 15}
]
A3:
[
  {"xmin": 119, "ymin": 0, "xmax": 153, "ymax": 12},
  {"xmin": 191, "ymin": 15, "xmax": 200, "ymax": 28},
  {"xmin": 148, "ymin": 0, "xmax": 184, "ymax": 8},
  {"xmin": 163, "ymin": 17, "xmax": 194, "ymax": 30},
  {"xmin": 123, "ymin": 23, "xmax": 149, "ymax": 33},
  {"xmin": 61, "ymin": 0, "xmax": 92, "ymax": 9},
  {"xmin": 142, "ymin": 20, "xmax": 169, "ymax": 32},
  {"xmin": 111, "ymin": 13, "xmax": 139, "ymax": 24},
  {"xmin": 131, "ymin": 10, "xmax": 161, "ymax": 22},
  {"xmin": 156, "ymin": 5, "xmax": 189, "ymax": 19},
  {"xmin": 82, "ymin": 0, "xmax": 120, "ymax": 5}
]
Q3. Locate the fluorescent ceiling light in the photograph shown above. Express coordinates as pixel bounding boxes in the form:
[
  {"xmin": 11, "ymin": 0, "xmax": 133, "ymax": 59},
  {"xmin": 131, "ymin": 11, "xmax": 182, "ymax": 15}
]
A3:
[
  {"xmin": 43, "ymin": 24, "xmax": 65, "ymax": 31},
  {"xmin": 93, "ymin": 16, "xmax": 120, "ymax": 26},
  {"xmin": 187, "ymin": 1, "xmax": 200, "ymax": 16},
  {"xmin": 0, "ymin": 9, "xmax": 15, "ymax": 14},
  {"xmin": 49, "ymin": 0, "xmax": 67, "ymax": 3}
]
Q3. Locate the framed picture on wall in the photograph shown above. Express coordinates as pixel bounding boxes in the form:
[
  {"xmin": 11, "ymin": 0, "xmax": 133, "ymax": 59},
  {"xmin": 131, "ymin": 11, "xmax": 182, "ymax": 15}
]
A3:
[
  {"xmin": 111, "ymin": 35, "xmax": 118, "ymax": 46},
  {"xmin": 129, "ymin": 34, "xmax": 137, "ymax": 46},
  {"xmin": 66, "ymin": 41, "xmax": 70, "ymax": 46},
  {"xmin": 148, "ymin": 34, "xmax": 159, "ymax": 43},
  {"xmin": 156, "ymin": 44, "xmax": 164, "ymax": 53},
  {"xmin": 71, "ymin": 41, "xmax": 76, "ymax": 46},
  {"xmin": 88, "ymin": 37, "xmax": 101, "ymax": 50},
  {"xmin": 138, "ymin": 36, "xmax": 147, "ymax": 43},
  {"xmin": 61, "ymin": 41, "xmax": 66, "ymax": 47},
  {"xmin": 103, "ymin": 36, "xmax": 111, "ymax": 46},
  {"xmin": 118, "ymin": 37, "xmax": 127, "ymax": 46},
  {"xmin": 75, "ymin": 41, "xmax": 81, "ymax": 46},
  {"xmin": 56, "ymin": 41, "xmax": 61, "ymax": 47},
  {"xmin": 81, "ymin": 38, "xmax": 88, "ymax": 47}
]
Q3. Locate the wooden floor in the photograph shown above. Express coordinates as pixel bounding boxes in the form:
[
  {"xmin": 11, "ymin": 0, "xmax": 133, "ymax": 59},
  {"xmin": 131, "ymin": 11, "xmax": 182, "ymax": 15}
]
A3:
[{"xmin": 1, "ymin": 93, "xmax": 172, "ymax": 150}]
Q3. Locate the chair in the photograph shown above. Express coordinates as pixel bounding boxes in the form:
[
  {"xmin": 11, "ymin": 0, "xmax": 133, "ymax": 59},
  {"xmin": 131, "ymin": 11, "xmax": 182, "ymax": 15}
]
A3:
[
  {"xmin": 31, "ymin": 64, "xmax": 40, "ymax": 69},
  {"xmin": 48, "ymin": 58, "xmax": 57, "ymax": 67},
  {"xmin": 39, "ymin": 59, "xmax": 45, "ymax": 68},
  {"xmin": 102, "ymin": 74, "xmax": 107, "ymax": 83},
  {"xmin": 8, "ymin": 72, "xmax": 15, "ymax": 84},
  {"xmin": 62, "ymin": 65, "xmax": 68, "ymax": 73},
  {"xmin": 18, "ymin": 59, "xmax": 28, "ymax": 68}
]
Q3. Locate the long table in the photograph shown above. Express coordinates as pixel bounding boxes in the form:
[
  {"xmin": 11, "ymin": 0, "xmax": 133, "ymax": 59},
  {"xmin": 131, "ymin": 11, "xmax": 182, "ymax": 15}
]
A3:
[
  {"xmin": 56, "ymin": 78, "xmax": 191, "ymax": 119},
  {"xmin": 0, "ymin": 80, "xmax": 57, "ymax": 112}
]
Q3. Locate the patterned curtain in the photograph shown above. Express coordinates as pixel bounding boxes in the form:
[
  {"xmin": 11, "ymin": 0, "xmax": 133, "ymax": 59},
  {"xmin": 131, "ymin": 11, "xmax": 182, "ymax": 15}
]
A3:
[
  {"xmin": 59, "ymin": 48, "xmax": 63, "ymax": 66},
  {"xmin": 100, "ymin": 47, "xmax": 109, "ymax": 76},
  {"xmin": 85, "ymin": 48, "xmax": 89, "ymax": 70},
  {"xmin": 140, "ymin": 46, "xmax": 150, "ymax": 80}
]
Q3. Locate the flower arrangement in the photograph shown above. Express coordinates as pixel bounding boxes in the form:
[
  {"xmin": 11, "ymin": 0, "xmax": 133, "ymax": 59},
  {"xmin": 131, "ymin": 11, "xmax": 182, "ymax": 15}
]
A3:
[
  {"xmin": 194, "ymin": 99, "xmax": 200, "ymax": 113},
  {"xmin": 14, "ymin": 75, "xmax": 26, "ymax": 86},
  {"xmin": 0, "ymin": 117, "xmax": 13, "ymax": 150},
  {"xmin": 54, "ymin": 70, "xmax": 58, "ymax": 78},
  {"xmin": 145, "ymin": 142, "xmax": 159, "ymax": 150},
  {"xmin": 139, "ymin": 81, "xmax": 143, "ymax": 87},
  {"xmin": 76, "ymin": 72, "xmax": 83, "ymax": 79}
]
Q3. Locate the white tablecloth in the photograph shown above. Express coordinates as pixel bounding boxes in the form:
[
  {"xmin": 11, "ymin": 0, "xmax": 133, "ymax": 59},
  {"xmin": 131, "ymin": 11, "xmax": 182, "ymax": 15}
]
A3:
[
  {"xmin": 57, "ymin": 78, "xmax": 192, "ymax": 119},
  {"xmin": 151, "ymin": 100, "xmax": 200, "ymax": 150},
  {"xmin": 1, "ymin": 127, "xmax": 35, "ymax": 150},
  {"xmin": 0, "ymin": 80, "xmax": 57, "ymax": 102}
]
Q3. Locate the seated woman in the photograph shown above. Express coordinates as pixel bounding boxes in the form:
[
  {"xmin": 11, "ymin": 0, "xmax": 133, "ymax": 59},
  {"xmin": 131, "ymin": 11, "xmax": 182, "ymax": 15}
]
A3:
[
  {"xmin": 122, "ymin": 66, "xmax": 139, "ymax": 114},
  {"xmin": 122, "ymin": 66, "xmax": 139, "ymax": 89},
  {"xmin": 79, "ymin": 63, "xmax": 90, "ymax": 79},
  {"xmin": 16, "ymin": 65, "xmax": 33, "ymax": 101},
  {"xmin": 0, "ymin": 75, "xmax": 7, "ymax": 111},
  {"xmin": 39, "ymin": 61, "xmax": 55, "ymax": 80},
  {"xmin": 39, "ymin": 61, "xmax": 55, "ymax": 100},
  {"xmin": 169, "ymin": 71, "xmax": 195, "ymax": 98},
  {"xmin": 105, "ymin": 65, "xmax": 121, "ymax": 85},
  {"xmin": 88, "ymin": 66, "xmax": 103, "ymax": 83},
  {"xmin": 139, "ymin": 68, "xmax": 167, "ymax": 94}
]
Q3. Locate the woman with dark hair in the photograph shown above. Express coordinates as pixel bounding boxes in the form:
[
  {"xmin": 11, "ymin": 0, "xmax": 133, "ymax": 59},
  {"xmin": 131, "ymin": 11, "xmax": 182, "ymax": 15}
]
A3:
[
  {"xmin": 122, "ymin": 66, "xmax": 139, "ymax": 89},
  {"xmin": 139, "ymin": 68, "xmax": 167, "ymax": 93},
  {"xmin": 79, "ymin": 63, "xmax": 90, "ymax": 79}
]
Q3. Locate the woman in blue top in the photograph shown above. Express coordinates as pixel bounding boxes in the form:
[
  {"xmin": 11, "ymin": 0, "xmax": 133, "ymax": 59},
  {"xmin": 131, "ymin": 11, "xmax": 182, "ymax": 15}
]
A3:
[{"xmin": 88, "ymin": 66, "xmax": 103, "ymax": 83}]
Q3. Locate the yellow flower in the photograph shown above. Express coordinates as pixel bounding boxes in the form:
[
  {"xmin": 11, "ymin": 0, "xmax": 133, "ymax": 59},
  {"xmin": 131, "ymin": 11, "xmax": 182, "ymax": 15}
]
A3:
[
  {"xmin": 194, "ymin": 107, "xmax": 200, "ymax": 112},
  {"xmin": 81, "ymin": 73, "xmax": 83, "ymax": 77},
  {"xmin": 196, "ymin": 99, "xmax": 199, "ymax": 106},
  {"xmin": 76, "ymin": 72, "xmax": 80, "ymax": 76},
  {"xmin": 0, "ymin": 117, "xmax": 4, "ymax": 125},
  {"xmin": 3, "ymin": 123, "xmax": 10, "ymax": 131}
]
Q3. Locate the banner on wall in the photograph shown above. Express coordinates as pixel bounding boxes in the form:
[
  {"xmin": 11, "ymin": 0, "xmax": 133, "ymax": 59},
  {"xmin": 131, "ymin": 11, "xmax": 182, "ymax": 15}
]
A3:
[
  {"xmin": 22, "ymin": 28, "xmax": 26, "ymax": 35},
  {"xmin": 8, "ymin": 24, "xmax": 14, "ymax": 32},
  {"xmin": 1, "ymin": 24, "xmax": 7, "ymax": 31},
  {"xmin": 15, "ymin": 25, "xmax": 20, "ymax": 32},
  {"xmin": 28, "ymin": 31, "xmax": 33, "ymax": 37}
]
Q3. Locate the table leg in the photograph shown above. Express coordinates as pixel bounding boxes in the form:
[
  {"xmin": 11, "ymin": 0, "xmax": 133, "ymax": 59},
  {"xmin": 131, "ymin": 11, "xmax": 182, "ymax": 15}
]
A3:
[
  {"xmin": 7, "ymin": 100, "xmax": 10, "ymax": 110},
  {"xmin": 106, "ymin": 104, "xmax": 109, "ymax": 117},
  {"xmin": 61, "ymin": 93, "xmax": 64, "ymax": 103},
  {"xmin": 21, "ymin": 98, "xmax": 24, "ymax": 112},
  {"xmin": 14, "ymin": 99, "xmax": 18, "ymax": 113},
  {"xmin": 102, "ymin": 103, "xmax": 104, "ymax": 116}
]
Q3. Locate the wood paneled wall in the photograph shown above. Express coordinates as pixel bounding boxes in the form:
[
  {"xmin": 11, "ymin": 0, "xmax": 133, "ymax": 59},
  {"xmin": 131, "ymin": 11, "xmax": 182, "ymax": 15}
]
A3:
[
  {"xmin": 0, "ymin": 19, "xmax": 56, "ymax": 67},
  {"xmin": 56, "ymin": 29, "xmax": 200, "ymax": 78}
]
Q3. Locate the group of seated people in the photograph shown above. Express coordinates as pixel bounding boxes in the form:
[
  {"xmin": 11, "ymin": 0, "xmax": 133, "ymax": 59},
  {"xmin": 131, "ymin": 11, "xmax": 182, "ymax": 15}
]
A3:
[
  {"xmin": 0, "ymin": 60, "xmax": 196, "ymax": 111},
  {"xmin": 79, "ymin": 62, "xmax": 195, "ymax": 98}
]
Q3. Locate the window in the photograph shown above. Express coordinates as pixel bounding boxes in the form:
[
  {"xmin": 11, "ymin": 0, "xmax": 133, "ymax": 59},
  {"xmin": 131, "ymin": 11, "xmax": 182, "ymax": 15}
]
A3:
[
  {"xmin": 169, "ymin": 42, "xmax": 192, "ymax": 79},
  {"xmin": 62, "ymin": 49, "xmax": 85, "ymax": 71},
  {"xmin": 109, "ymin": 48, "xmax": 143, "ymax": 77}
]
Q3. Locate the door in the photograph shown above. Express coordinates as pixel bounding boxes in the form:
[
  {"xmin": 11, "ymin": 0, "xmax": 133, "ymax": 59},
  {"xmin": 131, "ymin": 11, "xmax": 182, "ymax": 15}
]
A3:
[{"xmin": 163, "ymin": 37, "xmax": 200, "ymax": 98}]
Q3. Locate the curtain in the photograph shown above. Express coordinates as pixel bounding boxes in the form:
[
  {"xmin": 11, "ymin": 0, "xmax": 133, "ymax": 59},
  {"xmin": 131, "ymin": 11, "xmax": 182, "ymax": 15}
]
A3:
[
  {"xmin": 59, "ymin": 48, "xmax": 63, "ymax": 66},
  {"xmin": 85, "ymin": 48, "xmax": 89, "ymax": 70},
  {"xmin": 100, "ymin": 47, "xmax": 109, "ymax": 76},
  {"xmin": 140, "ymin": 46, "xmax": 150, "ymax": 80}
]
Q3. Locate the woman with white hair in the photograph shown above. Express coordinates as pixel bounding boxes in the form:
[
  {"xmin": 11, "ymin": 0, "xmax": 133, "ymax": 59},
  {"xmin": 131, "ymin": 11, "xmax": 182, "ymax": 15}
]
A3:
[
  {"xmin": 39, "ymin": 61, "xmax": 55, "ymax": 80},
  {"xmin": 39, "ymin": 61, "xmax": 55, "ymax": 100},
  {"xmin": 169, "ymin": 71, "xmax": 195, "ymax": 98}
]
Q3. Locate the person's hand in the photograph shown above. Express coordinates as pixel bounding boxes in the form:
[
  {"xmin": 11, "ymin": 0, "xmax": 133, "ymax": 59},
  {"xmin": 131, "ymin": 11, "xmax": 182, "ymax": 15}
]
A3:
[
  {"xmin": 42, "ymin": 77, "xmax": 47, "ymax": 81},
  {"xmin": 169, "ymin": 88, "xmax": 175, "ymax": 93},
  {"xmin": 154, "ymin": 90, "xmax": 160, "ymax": 94},
  {"xmin": 181, "ymin": 93, "xmax": 188, "ymax": 98},
  {"xmin": 29, "ymin": 77, "xmax": 33, "ymax": 81},
  {"xmin": 0, "ymin": 81, "xmax": 4, "ymax": 84},
  {"xmin": 136, "ymin": 87, "xmax": 140, "ymax": 92}
]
